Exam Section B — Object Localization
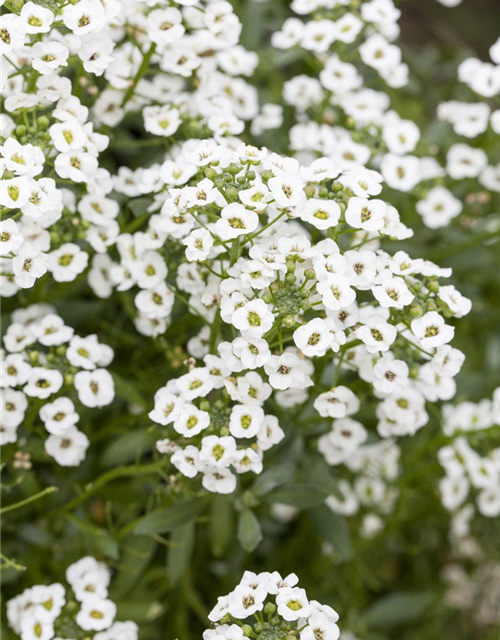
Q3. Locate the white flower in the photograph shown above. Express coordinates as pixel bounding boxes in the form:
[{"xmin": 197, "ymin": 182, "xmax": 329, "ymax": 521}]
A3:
[
  {"xmin": 183, "ymin": 229, "xmax": 214, "ymax": 262},
  {"xmin": 31, "ymin": 314, "xmax": 74, "ymax": 346},
  {"xmin": 264, "ymin": 353, "xmax": 313, "ymax": 390},
  {"xmin": 300, "ymin": 198, "xmax": 341, "ymax": 230},
  {"xmin": 0, "ymin": 219, "xmax": 23, "ymax": 254},
  {"xmin": 16, "ymin": 2, "xmax": 54, "ymax": 34},
  {"xmin": 146, "ymin": 7, "xmax": 185, "ymax": 45},
  {"xmin": 76, "ymin": 595, "xmax": 116, "ymax": 631},
  {"xmin": 200, "ymin": 435, "xmax": 237, "ymax": 468},
  {"xmin": 301, "ymin": 613, "xmax": 340, "ymax": 640},
  {"xmin": 12, "ymin": 244, "xmax": 47, "ymax": 289},
  {"xmin": 276, "ymin": 587, "xmax": 312, "ymax": 621},
  {"xmin": 372, "ymin": 277, "xmax": 414, "ymax": 309},
  {"xmin": 356, "ymin": 317, "xmax": 397, "ymax": 353},
  {"xmin": 24, "ymin": 367, "xmax": 63, "ymax": 399},
  {"xmin": 227, "ymin": 584, "xmax": 267, "ymax": 618},
  {"xmin": 46, "ymin": 243, "xmax": 89, "ymax": 282},
  {"xmin": 345, "ymin": 197, "xmax": 386, "ymax": 232},
  {"xmin": 143, "ymin": 106, "xmax": 181, "ymax": 137},
  {"xmin": 45, "ymin": 426, "xmax": 89, "ymax": 466},
  {"xmin": 229, "ymin": 404, "xmax": 265, "ymax": 438},
  {"xmin": 373, "ymin": 356, "xmax": 409, "ymax": 395},
  {"xmin": 438, "ymin": 285, "xmax": 472, "ymax": 318},
  {"xmin": 74, "ymin": 369, "xmax": 115, "ymax": 407},
  {"xmin": 231, "ymin": 300, "xmax": 274, "ymax": 338},
  {"xmin": 66, "ymin": 556, "xmax": 110, "ymax": 601},
  {"xmin": 40, "ymin": 397, "xmax": 79, "ymax": 435},
  {"xmin": 62, "ymin": 0, "xmax": 105, "ymax": 35},
  {"xmin": 317, "ymin": 275, "xmax": 356, "ymax": 310},
  {"xmin": 411, "ymin": 311, "xmax": 454, "ymax": 349},
  {"xmin": 171, "ymin": 445, "xmax": 201, "ymax": 478},
  {"xmin": 215, "ymin": 203, "xmax": 259, "ymax": 240},
  {"xmin": 202, "ymin": 468, "xmax": 237, "ymax": 494},
  {"xmin": 31, "ymin": 41, "xmax": 69, "ymax": 75},
  {"xmin": 314, "ymin": 387, "xmax": 360, "ymax": 419},
  {"xmin": 173, "ymin": 405, "xmax": 210, "ymax": 437}
]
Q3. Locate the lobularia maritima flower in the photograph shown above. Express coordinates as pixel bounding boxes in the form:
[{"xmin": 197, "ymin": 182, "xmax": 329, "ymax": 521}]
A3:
[
  {"xmin": 0, "ymin": 0, "xmax": 273, "ymax": 297},
  {"xmin": 7, "ymin": 556, "xmax": 138, "ymax": 640},
  {"xmin": 205, "ymin": 570, "xmax": 340, "ymax": 640},
  {"xmin": 270, "ymin": 0, "xmax": 500, "ymax": 230},
  {"xmin": 127, "ymin": 141, "xmax": 469, "ymax": 493},
  {"xmin": 0, "ymin": 303, "xmax": 115, "ymax": 466},
  {"xmin": 438, "ymin": 387, "xmax": 500, "ymax": 530}
]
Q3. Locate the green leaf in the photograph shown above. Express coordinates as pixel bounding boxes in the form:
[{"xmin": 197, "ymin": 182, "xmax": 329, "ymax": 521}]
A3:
[
  {"xmin": 65, "ymin": 515, "xmax": 119, "ymax": 560},
  {"xmin": 111, "ymin": 536, "xmax": 157, "ymax": 599},
  {"xmin": 209, "ymin": 496, "xmax": 233, "ymax": 558},
  {"xmin": 101, "ymin": 429, "xmax": 157, "ymax": 467},
  {"xmin": 251, "ymin": 462, "xmax": 296, "ymax": 497},
  {"xmin": 237, "ymin": 509, "xmax": 262, "ymax": 552},
  {"xmin": 306, "ymin": 457, "xmax": 342, "ymax": 499},
  {"xmin": 134, "ymin": 498, "xmax": 207, "ymax": 535},
  {"xmin": 310, "ymin": 505, "xmax": 353, "ymax": 561},
  {"xmin": 364, "ymin": 591, "xmax": 434, "ymax": 627},
  {"xmin": 167, "ymin": 522, "xmax": 195, "ymax": 587},
  {"xmin": 129, "ymin": 197, "xmax": 153, "ymax": 217},
  {"xmin": 266, "ymin": 483, "xmax": 329, "ymax": 508},
  {"xmin": 110, "ymin": 372, "xmax": 148, "ymax": 409}
]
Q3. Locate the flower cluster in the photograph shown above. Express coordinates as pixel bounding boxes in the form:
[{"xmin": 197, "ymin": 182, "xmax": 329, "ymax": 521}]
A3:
[
  {"xmin": 152, "ymin": 362, "xmax": 284, "ymax": 494},
  {"xmin": 443, "ymin": 562, "xmax": 500, "ymax": 628},
  {"xmin": 109, "ymin": 142, "xmax": 469, "ymax": 489},
  {"xmin": 0, "ymin": 0, "xmax": 269, "ymax": 299},
  {"xmin": 270, "ymin": 1, "xmax": 500, "ymax": 232},
  {"xmin": 7, "ymin": 556, "xmax": 137, "ymax": 640},
  {"xmin": 206, "ymin": 571, "xmax": 340, "ymax": 640},
  {"xmin": 1, "ymin": 303, "xmax": 115, "ymax": 466},
  {"xmin": 438, "ymin": 387, "xmax": 500, "ymax": 524},
  {"xmin": 322, "ymin": 438, "xmax": 400, "ymax": 537}
]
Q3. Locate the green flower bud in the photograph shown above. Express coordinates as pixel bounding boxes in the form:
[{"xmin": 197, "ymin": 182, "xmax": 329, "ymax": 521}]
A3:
[
  {"xmin": 333, "ymin": 181, "xmax": 343, "ymax": 192},
  {"xmin": 228, "ymin": 163, "xmax": 241, "ymax": 175},
  {"xmin": 214, "ymin": 178, "xmax": 225, "ymax": 189},
  {"xmin": 285, "ymin": 273, "xmax": 297, "ymax": 284},
  {"xmin": 220, "ymin": 426, "xmax": 230, "ymax": 436},
  {"xmin": 262, "ymin": 292, "xmax": 274, "ymax": 304},
  {"xmin": 204, "ymin": 167, "xmax": 217, "ymax": 180},
  {"xmin": 409, "ymin": 304, "xmax": 423, "ymax": 318},
  {"xmin": 254, "ymin": 623, "xmax": 263, "ymax": 633},
  {"xmin": 427, "ymin": 280, "xmax": 440, "ymax": 294},
  {"xmin": 241, "ymin": 625, "xmax": 253, "ymax": 637},
  {"xmin": 37, "ymin": 115, "xmax": 50, "ymax": 130},
  {"xmin": 304, "ymin": 183, "xmax": 316, "ymax": 198},
  {"xmin": 426, "ymin": 299, "xmax": 437, "ymax": 312},
  {"xmin": 264, "ymin": 602, "xmax": 277, "ymax": 615},
  {"xmin": 199, "ymin": 400, "xmax": 210, "ymax": 412},
  {"xmin": 223, "ymin": 173, "xmax": 233, "ymax": 182},
  {"xmin": 261, "ymin": 170, "xmax": 273, "ymax": 183},
  {"xmin": 225, "ymin": 186, "xmax": 239, "ymax": 201},
  {"xmin": 247, "ymin": 171, "xmax": 256, "ymax": 181},
  {"xmin": 15, "ymin": 125, "xmax": 27, "ymax": 137},
  {"xmin": 282, "ymin": 315, "xmax": 295, "ymax": 327}
]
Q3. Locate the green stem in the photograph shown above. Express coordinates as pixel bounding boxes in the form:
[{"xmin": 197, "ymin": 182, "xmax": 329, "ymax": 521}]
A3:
[
  {"xmin": 61, "ymin": 461, "xmax": 167, "ymax": 513},
  {"xmin": 121, "ymin": 42, "xmax": 157, "ymax": 107},
  {"xmin": 0, "ymin": 486, "xmax": 58, "ymax": 515}
]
